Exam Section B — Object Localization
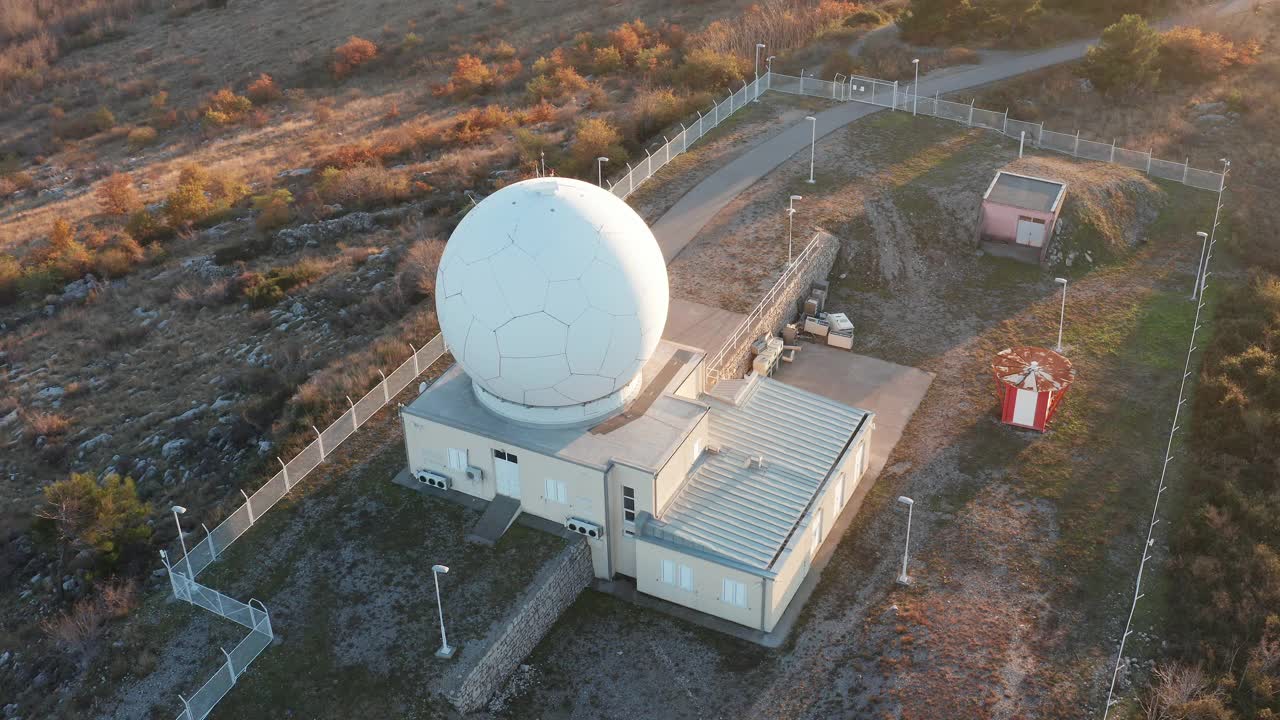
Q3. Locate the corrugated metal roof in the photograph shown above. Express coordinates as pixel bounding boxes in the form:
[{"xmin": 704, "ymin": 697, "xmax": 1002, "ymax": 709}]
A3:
[{"xmin": 643, "ymin": 377, "xmax": 869, "ymax": 573}]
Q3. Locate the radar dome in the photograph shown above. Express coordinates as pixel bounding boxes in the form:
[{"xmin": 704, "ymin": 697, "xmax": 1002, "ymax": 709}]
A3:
[{"xmin": 435, "ymin": 177, "xmax": 669, "ymax": 426}]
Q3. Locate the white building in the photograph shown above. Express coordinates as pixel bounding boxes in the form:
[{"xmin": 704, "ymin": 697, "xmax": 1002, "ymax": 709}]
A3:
[{"xmin": 401, "ymin": 177, "xmax": 873, "ymax": 632}]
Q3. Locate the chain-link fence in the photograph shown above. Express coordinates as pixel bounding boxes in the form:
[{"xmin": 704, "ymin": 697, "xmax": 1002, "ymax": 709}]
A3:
[
  {"xmin": 173, "ymin": 333, "xmax": 448, "ymax": 580},
  {"xmin": 769, "ymin": 73, "xmax": 1226, "ymax": 193},
  {"xmin": 160, "ymin": 554, "xmax": 274, "ymax": 720},
  {"xmin": 160, "ymin": 333, "xmax": 448, "ymax": 719},
  {"xmin": 608, "ymin": 74, "xmax": 766, "ymax": 199}
]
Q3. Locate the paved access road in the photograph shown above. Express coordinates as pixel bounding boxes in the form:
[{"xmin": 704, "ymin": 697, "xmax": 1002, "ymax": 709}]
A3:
[{"xmin": 650, "ymin": 0, "xmax": 1267, "ymax": 263}]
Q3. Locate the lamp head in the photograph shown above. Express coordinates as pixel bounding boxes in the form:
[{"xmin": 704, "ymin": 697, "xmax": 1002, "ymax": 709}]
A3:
[
  {"xmin": 790, "ymin": 194, "xmax": 803, "ymax": 201},
  {"xmin": 1054, "ymin": 277, "xmax": 1068, "ymax": 285},
  {"xmin": 912, "ymin": 58, "xmax": 920, "ymax": 64},
  {"xmin": 897, "ymin": 496, "xmax": 914, "ymax": 506},
  {"xmin": 1196, "ymin": 231, "xmax": 1208, "ymax": 238},
  {"xmin": 432, "ymin": 564, "xmax": 450, "ymax": 574},
  {"xmin": 805, "ymin": 116, "xmax": 816, "ymax": 122},
  {"xmin": 767, "ymin": 55, "xmax": 776, "ymax": 62},
  {"xmin": 172, "ymin": 505, "xmax": 187, "ymax": 514},
  {"xmin": 597, "ymin": 156, "xmax": 608, "ymax": 162},
  {"xmin": 757, "ymin": 43, "xmax": 766, "ymax": 49}
]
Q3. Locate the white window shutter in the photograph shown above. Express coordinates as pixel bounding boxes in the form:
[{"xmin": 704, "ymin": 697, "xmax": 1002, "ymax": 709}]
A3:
[
  {"xmin": 722, "ymin": 578, "xmax": 732, "ymax": 602},
  {"xmin": 544, "ymin": 478, "xmax": 554, "ymax": 500},
  {"xmin": 735, "ymin": 582, "xmax": 746, "ymax": 607},
  {"xmin": 679, "ymin": 565, "xmax": 693, "ymax": 591},
  {"xmin": 556, "ymin": 481, "xmax": 567, "ymax": 504},
  {"xmin": 661, "ymin": 559, "xmax": 674, "ymax": 584}
]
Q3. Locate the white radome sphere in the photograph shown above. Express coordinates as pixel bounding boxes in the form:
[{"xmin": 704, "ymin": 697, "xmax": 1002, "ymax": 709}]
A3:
[{"xmin": 436, "ymin": 177, "xmax": 669, "ymax": 425}]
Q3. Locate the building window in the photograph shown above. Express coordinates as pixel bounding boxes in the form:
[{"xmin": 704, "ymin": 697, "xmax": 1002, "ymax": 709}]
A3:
[
  {"xmin": 810, "ymin": 509, "xmax": 823, "ymax": 558},
  {"xmin": 622, "ymin": 486, "xmax": 636, "ymax": 536},
  {"xmin": 661, "ymin": 559, "xmax": 675, "ymax": 585},
  {"xmin": 493, "ymin": 449, "xmax": 518, "ymax": 463},
  {"xmin": 835, "ymin": 472, "xmax": 846, "ymax": 508},
  {"xmin": 447, "ymin": 448, "xmax": 468, "ymax": 471},
  {"xmin": 721, "ymin": 578, "xmax": 747, "ymax": 608},
  {"xmin": 679, "ymin": 564, "xmax": 694, "ymax": 592},
  {"xmin": 544, "ymin": 478, "xmax": 567, "ymax": 504},
  {"xmin": 660, "ymin": 559, "xmax": 694, "ymax": 592}
]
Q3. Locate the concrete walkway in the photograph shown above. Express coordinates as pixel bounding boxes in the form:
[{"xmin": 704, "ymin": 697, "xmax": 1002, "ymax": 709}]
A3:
[{"xmin": 650, "ymin": 0, "xmax": 1267, "ymax": 264}]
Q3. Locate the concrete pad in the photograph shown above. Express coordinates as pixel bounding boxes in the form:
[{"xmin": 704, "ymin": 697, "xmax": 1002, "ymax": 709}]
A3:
[{"xmin": 662, "ymin": 298, "xmax": 746, "ymax": 354}]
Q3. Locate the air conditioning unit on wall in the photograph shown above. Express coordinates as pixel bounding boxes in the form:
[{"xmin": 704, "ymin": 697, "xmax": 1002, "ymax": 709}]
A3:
[
  {"xmin": 465, "ymin": 465, "xmax": 484, "ymax": 482},
  {"xmin": 566, "ymin": 517, "xmax": 603, "ymax": 539},
  {"xmin": 415, "ymin": 470, "xmax": 451, "ymax": 491}
]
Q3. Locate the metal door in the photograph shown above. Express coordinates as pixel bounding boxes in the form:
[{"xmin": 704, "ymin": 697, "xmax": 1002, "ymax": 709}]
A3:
[
  {"xmin": 1016, "ymin": 218, "xmax": 1045, "ymax": 247},
  {"xmin": 1012, "ymin": 388, "xmax": 1038, "ymax": 427},
  {"xmin": 494, "ymin": 451, "xmax": 520, "ymax": 498}
]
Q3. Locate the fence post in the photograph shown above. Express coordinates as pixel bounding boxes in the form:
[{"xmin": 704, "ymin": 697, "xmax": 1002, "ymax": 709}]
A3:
[
  {"xmin": 1183, "ymin": 157, "xmax": 1190, "ymax": 183},
  {"xmin": 713, "ymin": 100, "xmax": 718, "ymax": 125},
  {"xmin": 697, "ymin": 110, "xmax": 703, "ymax": 136},
  {"xmin": 241, "ymin": 489, "xmax": 255, "ymax": 524},
  {"xmin": 1110, "ymin": 139, "xmax": 1116, "ymax": 163},
  {"xmin": 410, "ymin": 343, "xmax": 419, "ymax": 375},
  {"xmin": 1003, "ymin": 108, "xmax": 1008, "ymax": 135},
  {"xmin": 664, "ymin": 135, "xmax": 671, "ymax": 163},
  {"xmin": 379, "ymin": 369, "xmax": 389, "ymax": 403},
  {"xmin": 1037, "ymin": 123, "xmax": 1044, "ymax": 147},
  {"xmin": 178, "ymin": 694, "xmax": 194, "ymax": 720},
  {"xmin": 1146, "ymin": 149, "xmax": 1152, "ymax": 174},
  {"xmin": 892, "ymin": 80, "xmax": 898, "ymax": 111},
  {"xmin": 348, "ymin": 396, "xmax": 357, "ymax": 431},
  {"xmin": 967, "ymin": 99, "xmax": 974, "ymax": 126},
  {"xmin": 627, "ymin": 162, "xmax": 633, "ymax": 195},
  {"xmin": 314, "ymin": 425, "xmax": 324, "ymax": 460},
  {"xmin": 1073, "ymin": 130, "xmax": 1080, "ymax": 157},
  {"xmin": 278, "ymin": 457, "xmax": 289, "ymax": 489},
  {"xmin": 800, "ymin": 69, "xmax": 805, "ymax": 94},
  {"xmin": 222, "ymin": 647, "xmax": 237, "ymax": 684},
  {"xmin": 728, "ymin": 89, "xmax": 734, "ymax": 114},
  {"xmin": 680, "ymin": 123, "xmax": 687, "ymax": 153},
  {"xmin": 203, "ymin": 523, "xmax": 216, "ymax": 562}
]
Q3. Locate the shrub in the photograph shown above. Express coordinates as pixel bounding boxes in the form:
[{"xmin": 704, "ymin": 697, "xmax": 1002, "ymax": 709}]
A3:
[
  {"xmin": 1158, "ymin": 27, "xmax": 1260, "ymax": 85},
  {"xmin": 451, "ymin": 105, "xmax": 515, "ymax": 143},
  {"xmin": 246, "ymin": 73, "xmax": 281, "ymax": 104},
  {"xmin": 203, "ymin": 87, "xmax": 252, "ymax": 126},
  {"xmin": 316, "ymin": 144, "xmax": 381, "ymax": 171},
  {"xmin": 333, "ymin": 36, "xmax": 378, "ymax": 78},
  {"xmin": 569, "ymin": 118, "xmax": 626, "ymax": 175},
  {"xmin": 53, "ymin": 106, "xmax": 116, "ymax": 140},
  {"xmin": 402, "ymin": 32, "xmax": 423, "ymax": 51},
  {"xmin": 592, "ymin": 46, "xmax": 624, "ymax": 74},
  {"xmin": 1080, "ymin": 15, "xmax": 1161, "ymax": 95},
  {"xmin": 95, "ymin": 173, "xmax": 141, "ymax": 216},
  {"xmin": 25, "ymin": 410, "xmax": 70, "ymax": 437},
  {"xmin": 163, "ymin": 182, "xmax": 212, "ymax": 228},
  {"xmin": 526, "ymin": 65, "xmax": 588, "ymax": 101},
  {"xmin": 398, "ymin": 237, "xmax": 446, "ymax": 300},
  {"xmin": 252, "ymin": 189, "xmax": 294, "ymax": 230},
  {"xmin": 126, "ymin": 126, "xmax": 158, "ymax": 150},
  {"xmin": 444, "ymin": 54, "xmax": 496, "ymax": 97},
  {"xmin": 674, "ymin": 47, "xmax": 747, "ymax": 92},
  {"xmin": 125, "ymin": 209, "xmax": 168, "ymax": 244},
  {"xmin": 845, "ymin": 8, "xmax": 887, "ymax": 27},
  {"xmin": 33, "ymin": 473, "xmax": 151, "ymax": 597},
  {"xmin": 316, "ymin": 166, "xmax": 411, "ymax": 208},
  {"xmin": 624, "ymin": 89, "xmax": 695, "ymax": 144}
]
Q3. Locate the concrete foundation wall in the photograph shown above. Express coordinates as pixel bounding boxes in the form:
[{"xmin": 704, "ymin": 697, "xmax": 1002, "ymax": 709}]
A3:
[
  {"xmin": 444, "ymin": 537, "xmax": 594, "ymax": 714},
  {"xmin": 720, "ymin": 232, "xmax": 840, "ymax": 381}
]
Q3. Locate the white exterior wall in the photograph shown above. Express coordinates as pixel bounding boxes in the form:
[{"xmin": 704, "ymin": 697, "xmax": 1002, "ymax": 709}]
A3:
[
  {"xmin": 763, "ymin": 427, "xmax": 873, "ymax": 631},
  {"xmin": 654, "ymin": 414, "xmax": 709, "ymax": 515},
  {"xmin": 606, "ymin": 462, "xmax": 657, "ymax": 579},
  {"xmin": 402, "ymin": 412, "xmax": 612, "ymax": 578},
  {"xmin": 635, "ymin": 542, "xmax": 766, "ymax": 630}
]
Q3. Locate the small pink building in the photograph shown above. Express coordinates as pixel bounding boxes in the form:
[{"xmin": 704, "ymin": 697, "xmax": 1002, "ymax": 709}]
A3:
[{"xmin": 980, "ymin": 171, "xmax": 1067, "ymax": 262}]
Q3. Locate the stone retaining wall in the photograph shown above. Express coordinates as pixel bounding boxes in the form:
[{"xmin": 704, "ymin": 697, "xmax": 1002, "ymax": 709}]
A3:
[
  {"xmin": 443, "ymin": 536, "xmax": 593, "ymax": 713},
  {"xmin": 719, "ymin": 231, "xmax": 841, "ymax": 381}
]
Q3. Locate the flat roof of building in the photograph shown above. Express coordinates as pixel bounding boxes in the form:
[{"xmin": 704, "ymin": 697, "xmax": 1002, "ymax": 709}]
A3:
[
  {"xmin": 984, "ymin": 171, "xmax": 1067, "ymax": 213},
  {"xmin": 641, "ymin": 375, "xmax": 871, "ymax": 575},
  {"xmin": 403, "ymin": 340, "xmax": 707, "ymax": 473}
]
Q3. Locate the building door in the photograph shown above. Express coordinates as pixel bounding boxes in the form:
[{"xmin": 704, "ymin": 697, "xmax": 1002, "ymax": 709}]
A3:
[
  {"xmin": 854, "ymin": 443, "xmax": 866, "ymax": 481},
  {"xmin": 1016, "ymin": 217, "xmax": 1046, "ymax": 247},
  {"xmin": 493, "ymin": 449, "xmax": 520, "ymax": 498},
  {"xmin": 1012, "ymin": 389, "xmax": 1038, "ymax": 427}
]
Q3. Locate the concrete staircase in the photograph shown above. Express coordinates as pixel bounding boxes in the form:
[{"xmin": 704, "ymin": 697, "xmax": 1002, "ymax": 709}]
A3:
[{"xmin": 466, "ymin": 495, "xmax": 522, "ymax": 546}]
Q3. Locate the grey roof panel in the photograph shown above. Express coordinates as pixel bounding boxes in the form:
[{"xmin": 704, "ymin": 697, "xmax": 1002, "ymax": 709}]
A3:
[
  {"xmin": 643, "ymin": 377, "xmax": 870, "ymax": 572},
  {"xmin": 985, "ymin": 171, "xmax": 1066, "ymax": 212}
]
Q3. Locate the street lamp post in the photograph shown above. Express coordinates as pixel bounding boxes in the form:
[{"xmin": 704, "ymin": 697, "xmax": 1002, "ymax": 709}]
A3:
[
  {"xmin": 171, "ymin": 505, "xmax": 191, "ymax": 578},
  {"xmin": 805, "ymin": 116, "xmax": 816, "ymax": 184},
  {"xmin": 897, "ymin": 496, "xmax": 914, "ymax": 585},
  {"xmin": 787, "ymin": 194, "xmax": 802, "ymax": 264},
  {"xmin": 1054, "ymin": 277, "xmax": 1068, "ymax": 352},
  {"xmin": 431, "ymin": 564, "xmax": 455, "ymax": 658},
  {"xmin": 754, "ymin": 43, "xmax": 766, "ymax": 101},
  {"xmin": 1192, "ymin": 231, "xmax": 1209, "ymax": 300},
  {"xmin": 596, "ymin": 156, "xmax": 608, "ymax": 188},
  {"xmin": 911, "ymin": 58, "xmax": 920, "ymax": 116}
]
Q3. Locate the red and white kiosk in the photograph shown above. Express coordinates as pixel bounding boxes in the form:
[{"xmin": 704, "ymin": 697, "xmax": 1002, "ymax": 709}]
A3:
[{"xmin": 992, "ymin": 346, "xmax": 1075, "ymax": 432}]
